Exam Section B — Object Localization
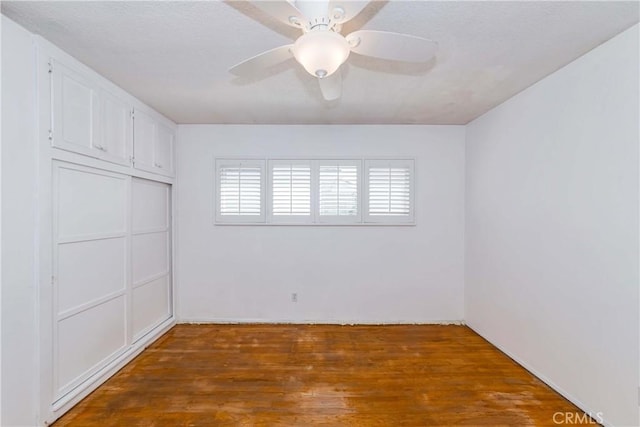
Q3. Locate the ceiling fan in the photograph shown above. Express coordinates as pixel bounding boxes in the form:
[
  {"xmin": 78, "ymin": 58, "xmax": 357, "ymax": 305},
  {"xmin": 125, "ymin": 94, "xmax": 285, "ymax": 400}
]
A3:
[{"xmin": 229, "ymin": 0, "xmax": 438, "ymax": 101}]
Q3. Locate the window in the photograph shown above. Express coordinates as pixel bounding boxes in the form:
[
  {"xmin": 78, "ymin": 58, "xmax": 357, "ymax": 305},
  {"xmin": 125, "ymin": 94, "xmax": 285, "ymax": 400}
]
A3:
[
  {"xmin": 215, "ymin": 158, "xmax": 414, "ymax": 225},
  {"xmin": 215, "ymin": 159, "xmax": 265, "ymax": 223},
  {"xmin": 364, "ymin": 159, "xmax": 414, "ymax": 223},
  {"xmin": 318, "ymin": 160, "xmax": 361, "ymax": 223},
  {"xmin": 268, "ymin": 160, "xmax": 312, "ymax": 223}
]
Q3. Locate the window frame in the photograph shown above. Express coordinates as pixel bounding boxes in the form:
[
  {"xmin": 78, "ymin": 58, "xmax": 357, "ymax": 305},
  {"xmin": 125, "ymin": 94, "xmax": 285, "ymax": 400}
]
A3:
[
  {"xmin": 214, "ymin": 158, "xmax": 266, "ymax": 224},
  {"xmin": 267, "ymin": 159, "xmax": 315, "ymax": 224},
  {"xmin": 316, "ymin": 159, "xmax": 362, "ymax": 224},
  {"xmin": 363, "ymin": 159, "xmax": 415, "ymax": 224}
]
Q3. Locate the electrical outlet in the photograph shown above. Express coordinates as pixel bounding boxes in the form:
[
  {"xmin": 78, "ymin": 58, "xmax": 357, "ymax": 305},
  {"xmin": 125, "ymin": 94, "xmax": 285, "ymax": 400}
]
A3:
[{"xmin": 291, "ymin": 293, "xmax": 298, "ymax": 303}]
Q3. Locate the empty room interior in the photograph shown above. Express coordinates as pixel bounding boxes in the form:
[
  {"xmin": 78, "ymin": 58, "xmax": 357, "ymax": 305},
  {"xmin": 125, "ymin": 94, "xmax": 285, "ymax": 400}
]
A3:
[{"xmin": 1, "ymin": 1, "xmax": 639, "ymax": 426}]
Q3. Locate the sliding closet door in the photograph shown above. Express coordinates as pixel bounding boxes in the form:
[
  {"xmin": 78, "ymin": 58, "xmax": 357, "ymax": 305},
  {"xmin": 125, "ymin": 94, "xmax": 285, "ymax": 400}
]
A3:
[
  {"xmin": 53, "ymin": 162, "xmax": 129, "ymax": 400},
  {"xmin": 131, "ymin": 178, "xmax": 171, "ymax": 341}
]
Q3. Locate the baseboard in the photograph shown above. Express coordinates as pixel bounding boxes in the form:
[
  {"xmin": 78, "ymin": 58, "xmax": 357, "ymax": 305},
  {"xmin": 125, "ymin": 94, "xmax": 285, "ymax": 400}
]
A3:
[
  {"xmin": 45, "ymin": 317, "xmax": 176, "ymax": 425},
  {"xmin": 178, "ymin": 318, "xmax": 465, "ymax": 325},
  {"xmin": 466, "ymin": 323, "xmax": 610, "ymax": 427}
]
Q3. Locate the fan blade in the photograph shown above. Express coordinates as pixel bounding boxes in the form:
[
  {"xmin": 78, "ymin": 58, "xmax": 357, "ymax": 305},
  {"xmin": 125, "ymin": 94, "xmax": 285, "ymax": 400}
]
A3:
[
  {"xmin": 318, "ymin": 70, "xmax": 342, "ymax": 101},
  {"xmin": 229, "ymin": 45, "xmax": 294, "ymax": 76},
  {"xmin": 251, "ymin": 1, "xmax": 307, "ymax": 28},
  {"xmin": 346, "ymin": 30, "xmax": 437, "ymax": 63},
  {"xmin": 328, "ymin": 1, "xmax": 370, "ymax": 24}
]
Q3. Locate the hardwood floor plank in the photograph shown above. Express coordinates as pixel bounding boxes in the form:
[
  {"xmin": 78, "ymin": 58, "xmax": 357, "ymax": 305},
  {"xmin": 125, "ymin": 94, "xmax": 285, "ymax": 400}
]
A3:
[{"xmin": 53, "ymin": 324, "xmax": 597, "ymax": 426}]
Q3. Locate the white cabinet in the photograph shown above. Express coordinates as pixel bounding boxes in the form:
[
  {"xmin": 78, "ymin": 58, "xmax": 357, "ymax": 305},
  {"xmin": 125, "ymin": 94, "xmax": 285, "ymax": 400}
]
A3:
[
  {"xmin": 42, "ymin": 43, "xmax": 176, "ymax": 423},
  {"xmin": 51, "ymin": 60, "xmax": 100, "ymax": 157},
  {"xmin": 133, "ymin": 108, "xmax": 174, "ymax": 177},
  {"xmin": 100, "ymin": 90, "xmax": 133, "ymax": 166},
  {"xmin": 51, "ymin": 58, "xmax": 175, "ymax": 175},
  {"xmin": 132, "ymin": 108, "xmax": 155, "ymax": 171},
  {"xmin": 156, "ymin": 124, "xmax": 175, "ymax": 174},
  {"xmin": 51, "ymin": 59, "xmax": 133, "ymax": 166}
]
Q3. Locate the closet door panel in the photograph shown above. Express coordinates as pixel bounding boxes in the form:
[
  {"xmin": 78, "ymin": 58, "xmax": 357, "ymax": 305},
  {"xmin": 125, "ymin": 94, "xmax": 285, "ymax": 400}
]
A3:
[
  {"xmin": 57, "ymin": 237, "xmax": 126, "ymax": 313},
  {"xmin": 57, "ymin": 295, "xmax": 126, "ymax": 393},
  {"xmin": 57, "ymin": 166, "xmax": 127, "ymax": 239},
  {"xmin": 131, "ymin": 178, "xmax": 171, "ymax": 340},
  {"xmin": 132, "ymin": 276, "xmax": 170, "ymax": 339},
  {"xmin": 53, "ymin": 162, "xmax": 130, "ymax": 401},
  {"xmin": 132, "ymin": 231, "xmax": 169, "ymax": 284},
  {"xmin": 132, "ymin": 179, "xmax": 169, "ymax": 231}
]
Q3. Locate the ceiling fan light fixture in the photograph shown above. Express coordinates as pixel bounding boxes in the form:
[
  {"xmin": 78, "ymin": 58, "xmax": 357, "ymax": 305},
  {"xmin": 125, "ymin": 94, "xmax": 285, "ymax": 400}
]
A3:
[{"xmin": 292, "ymin": 31, "xmax": 350, "ymax": 78}]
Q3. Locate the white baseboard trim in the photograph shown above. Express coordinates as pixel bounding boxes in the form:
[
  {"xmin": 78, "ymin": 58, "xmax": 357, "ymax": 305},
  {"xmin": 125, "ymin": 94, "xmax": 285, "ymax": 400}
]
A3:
[
  {"xmin": 178, "ymin": 318, "xmax": 465, "ymax": 325},
  {"xmin": 466, "ymin": 323, "xmax": 610, "ymax": 427},
  {"xmin": 46, "ymin": 317, "xmax": 176, "ymax": 425}
]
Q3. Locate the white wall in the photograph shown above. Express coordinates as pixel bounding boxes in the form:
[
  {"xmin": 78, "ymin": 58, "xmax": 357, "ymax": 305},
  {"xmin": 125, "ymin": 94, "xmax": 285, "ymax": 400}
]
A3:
[
  {"xmin": 1, "ymin": 16, "xmax": 39, "ymax": 427},
  {"xmin": 465, "ymin": 24, "xmax": 639, "ymax": 427},
  {"xmin": 177, "ymin": 125, "xmax": 465, "ymax": 323}
]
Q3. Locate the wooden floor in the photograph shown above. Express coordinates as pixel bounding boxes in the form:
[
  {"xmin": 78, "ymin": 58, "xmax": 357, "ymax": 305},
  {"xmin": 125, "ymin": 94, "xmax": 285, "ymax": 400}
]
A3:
[{"xmin": 53, "ymin": 324, "xmax": 594, "ymax": 426}]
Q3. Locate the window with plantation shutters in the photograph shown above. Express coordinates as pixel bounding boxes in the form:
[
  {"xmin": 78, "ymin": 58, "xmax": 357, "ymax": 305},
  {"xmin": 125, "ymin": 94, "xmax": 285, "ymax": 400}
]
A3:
[
  {"xmin": 215, "ymin": 157, "xmax": 415, "ymax": 225},
  {"xmin": 318, "ymin": 160, "xmax": 361, "ymax": 222},
  {"xmin": 364, "ymin": 159, "xmax": 414, "ymax": 223},
  {"xmin": 268, "ymin": 160, "xmax": 312, "ymax": 223},
  {"xmin": 215, "ymin": 159, "xmax": 265, "ymax": 223}
]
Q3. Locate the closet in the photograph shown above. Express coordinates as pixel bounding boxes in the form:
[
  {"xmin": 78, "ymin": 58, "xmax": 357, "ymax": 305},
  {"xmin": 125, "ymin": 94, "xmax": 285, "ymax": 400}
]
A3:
[{"xmin": 38, "ymin": 37, "xmax": 176, "ymax": 422}]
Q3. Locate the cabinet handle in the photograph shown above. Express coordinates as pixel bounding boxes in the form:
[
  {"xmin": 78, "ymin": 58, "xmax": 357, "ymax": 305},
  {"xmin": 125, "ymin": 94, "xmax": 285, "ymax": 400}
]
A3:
[
  {"xmin": 154, "ymin": 162, "xmax": 163, "ymax": 169},
  {"xmin": 94, "ymin": 145, "xmax": 106, "ymax": 152}
]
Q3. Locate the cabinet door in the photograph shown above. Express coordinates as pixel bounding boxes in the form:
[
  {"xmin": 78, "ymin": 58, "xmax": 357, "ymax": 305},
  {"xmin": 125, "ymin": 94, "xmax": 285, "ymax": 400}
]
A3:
[
  {"xmin": 51, "ymin": 60, "xmax": 100, "ymax": 157},
  {"xmin": 155, "ymin": 124, "xmax": 174, "ymax": 176},
  {"xmin": 132, "ymin": 108, "xmax": 156, "ymax": 174},
  {"xmin": 100, "ymin": 91, "xmax": 132, "ymax": 166}
]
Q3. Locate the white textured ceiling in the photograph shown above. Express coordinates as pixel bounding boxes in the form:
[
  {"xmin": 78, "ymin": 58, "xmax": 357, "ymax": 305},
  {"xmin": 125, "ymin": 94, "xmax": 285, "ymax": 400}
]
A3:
[{"xmin": 2, "ymin": 1, "xmax": 638, "ymax": 124}]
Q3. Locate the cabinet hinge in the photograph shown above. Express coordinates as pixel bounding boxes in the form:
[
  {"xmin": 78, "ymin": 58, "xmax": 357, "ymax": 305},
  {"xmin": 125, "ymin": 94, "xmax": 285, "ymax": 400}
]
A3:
[
  {"xmin": 131, "ymin": 109, "xmax": 135, "ymax": 120},
  {"xmin": 48, "ymin": 129, "xmax": 53, "ymax": 142},
  {"xmin": 47, "ymin": 61, "xmax": 53, "ymax": 74}
]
